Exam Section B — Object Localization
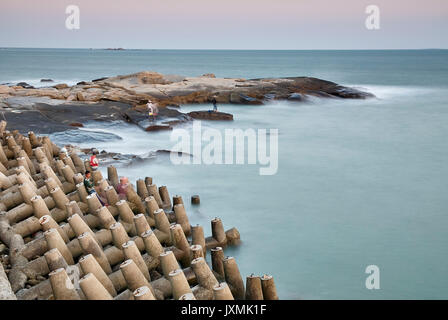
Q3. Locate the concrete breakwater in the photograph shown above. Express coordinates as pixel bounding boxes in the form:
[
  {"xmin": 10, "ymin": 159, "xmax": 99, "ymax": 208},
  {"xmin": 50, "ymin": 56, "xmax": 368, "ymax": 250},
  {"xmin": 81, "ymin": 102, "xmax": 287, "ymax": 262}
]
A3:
[{"xmin": 0, "ymin": 120, "xmax": 278, "ymax": 300}]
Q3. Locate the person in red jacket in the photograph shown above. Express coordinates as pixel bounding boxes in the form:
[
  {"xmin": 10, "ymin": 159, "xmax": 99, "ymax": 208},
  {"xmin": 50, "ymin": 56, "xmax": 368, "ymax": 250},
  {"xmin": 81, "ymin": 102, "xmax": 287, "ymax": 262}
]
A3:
[{"xmin": 89, "ymin": 154, "xmax": 99, "ymax": 171}]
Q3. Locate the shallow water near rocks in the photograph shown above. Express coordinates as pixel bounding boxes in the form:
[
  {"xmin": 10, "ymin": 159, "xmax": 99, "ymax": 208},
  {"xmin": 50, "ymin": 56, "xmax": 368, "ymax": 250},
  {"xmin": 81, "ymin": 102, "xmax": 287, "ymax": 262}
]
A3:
[
  {"xmin": 8, "ymin": 48, "xmax": 445, "ymax": 299},
  {"xmin": 51, "ymin": 83, "xmax": 448, "ymax": 299}
]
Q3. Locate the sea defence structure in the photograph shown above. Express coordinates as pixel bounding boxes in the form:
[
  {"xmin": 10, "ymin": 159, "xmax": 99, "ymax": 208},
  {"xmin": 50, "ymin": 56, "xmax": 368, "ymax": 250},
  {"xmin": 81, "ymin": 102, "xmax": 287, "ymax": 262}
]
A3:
[{"xmin": 0, "ymin": 120, "xmax": 278, "ymax": 300}]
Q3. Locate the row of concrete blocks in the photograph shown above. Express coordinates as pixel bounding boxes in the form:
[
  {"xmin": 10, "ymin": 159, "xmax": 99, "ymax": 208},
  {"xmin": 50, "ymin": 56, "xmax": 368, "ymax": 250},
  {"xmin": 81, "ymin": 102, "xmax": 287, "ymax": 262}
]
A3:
[{"xmin": 0, "ymin": 121, "xmax": 278, "ymax": 300}]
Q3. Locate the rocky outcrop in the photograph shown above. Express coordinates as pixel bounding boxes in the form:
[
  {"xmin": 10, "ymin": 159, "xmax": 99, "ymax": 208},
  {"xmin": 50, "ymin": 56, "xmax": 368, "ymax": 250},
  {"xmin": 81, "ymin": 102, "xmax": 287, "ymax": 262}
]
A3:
[
  {"xmin": 1, "ymin": 71, "xmax": 374, "ymax": 107},
  {"xmin": 0, "ymin": 71, "xmax": 374, "ymax": 134},
  {"xmin": 188, "ymin": 111, "xmax": 233, "ymax": 121},
  {"xmin": 145, "ymin": 125, "xmax": 173, "ymax": 132}
]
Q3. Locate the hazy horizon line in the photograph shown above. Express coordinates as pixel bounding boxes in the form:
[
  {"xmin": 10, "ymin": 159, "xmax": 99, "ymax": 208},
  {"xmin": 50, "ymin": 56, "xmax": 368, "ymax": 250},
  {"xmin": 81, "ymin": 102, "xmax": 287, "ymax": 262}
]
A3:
[{"xmin": 1, "ymin": 47, "xmax": 447, "ymax": 51}]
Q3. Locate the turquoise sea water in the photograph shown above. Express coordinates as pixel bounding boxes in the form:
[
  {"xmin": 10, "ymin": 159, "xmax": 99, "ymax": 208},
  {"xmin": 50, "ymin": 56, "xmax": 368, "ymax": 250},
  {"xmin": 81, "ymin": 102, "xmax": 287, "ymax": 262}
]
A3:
[{"xmin": 1, "ymin": 49, "xmax": 448, "ymax": 299}]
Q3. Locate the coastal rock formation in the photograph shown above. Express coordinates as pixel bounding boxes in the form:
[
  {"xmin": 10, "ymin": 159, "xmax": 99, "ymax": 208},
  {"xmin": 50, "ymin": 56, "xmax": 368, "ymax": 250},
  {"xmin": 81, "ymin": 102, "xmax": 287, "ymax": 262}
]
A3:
[
  {"xmin": 145, "ymin": 125, "xmax": 173, "ymax": 132},
  {"xmin": 188, "ymin": 111, "xmax": 233, "ymax": 121},
  {"xmin": 1, "ymin": 71, "xmax": 373, "ymax": 107},
  {"xmin": 0, "ymin": 71, "xmax": 374, "ymax": 134}
]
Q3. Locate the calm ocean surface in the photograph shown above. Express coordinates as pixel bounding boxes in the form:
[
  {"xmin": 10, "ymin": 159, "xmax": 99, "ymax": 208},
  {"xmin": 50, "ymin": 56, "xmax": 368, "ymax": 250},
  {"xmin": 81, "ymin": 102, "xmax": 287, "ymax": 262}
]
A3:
[{"xmin": 1, "ymin": 49, "xmax": 448, "ymax": 299}]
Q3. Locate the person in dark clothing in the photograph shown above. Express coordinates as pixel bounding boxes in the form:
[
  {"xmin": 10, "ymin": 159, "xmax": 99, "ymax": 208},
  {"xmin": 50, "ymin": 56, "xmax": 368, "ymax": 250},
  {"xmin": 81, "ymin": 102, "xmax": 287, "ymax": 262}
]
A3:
[
  {"xmin": 84, "ymin": 170, "xmax": 106, "ymax": 206},
  {"xmin": 211, "ymin": 97, "xmax": 218, "ymax": 112},
  {"xmin": 84, "ymin": 171, "xmax": 95, "ymax": 194}
]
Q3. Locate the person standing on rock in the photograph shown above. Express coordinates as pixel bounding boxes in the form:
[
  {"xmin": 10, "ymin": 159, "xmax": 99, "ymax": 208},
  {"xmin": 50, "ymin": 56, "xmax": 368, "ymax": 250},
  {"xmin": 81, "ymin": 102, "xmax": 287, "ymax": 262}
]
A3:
[
  {"xmin": 212, "ymin": 96, "xmax": 218, "ymax": 112},
  {"xmin": 147, "ymin": 101, "xmax": 159, "ymax": 122}
]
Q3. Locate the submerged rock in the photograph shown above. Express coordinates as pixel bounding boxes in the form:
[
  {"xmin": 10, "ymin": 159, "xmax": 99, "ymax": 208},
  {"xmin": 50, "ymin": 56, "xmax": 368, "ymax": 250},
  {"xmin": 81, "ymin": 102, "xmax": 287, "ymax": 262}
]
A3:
[
  {"xmin": 145, "ymin": 124, "xmax": 173, "ymax": 131},
  {"xmin": 16, "ymin": 82, "xmax": 34, "ymax": 89},
  {"xmin": 40, "ymin": 79, "xmax": 53, "ymax": 83},
  {"xmin": 69, "ymin": 122, "xmax": 84, "ymax": 127},
  {"xmin": 187, "ymin": 111, "xmax": 233, "ymax": 121}
]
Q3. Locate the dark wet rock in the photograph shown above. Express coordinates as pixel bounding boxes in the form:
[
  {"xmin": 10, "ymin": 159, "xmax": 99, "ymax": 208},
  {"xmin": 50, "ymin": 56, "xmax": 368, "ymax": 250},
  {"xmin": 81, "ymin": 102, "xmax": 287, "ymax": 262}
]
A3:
[
  {"xmin": 162, "ymin": 120, "xmax": 188, "ymax": 126},
  {"xmin": 156, "ymin": 149, "xmax": 193, "ymax": 157},
  {"xmin": 69, "ymin": 122, "xmax": 84, "ymax": 127},
  {"xmin": 16, "ymin": 82, "xmax": 34, "ymax": 89},
  {"xmin": 92, "ymin": 77, "xmax": 108, "ymax": 82},
  {"xmin": 188, "ymin": 111, "xmax": 233, "ymax": 121},
  {"xmin": 288, "ymin": 93, "xmax": 306, "ymax": 101},
  {"xmin": 40, "ymin": 79, "xmax": 53, "ymax": 82},
  {"xmin": 145, "ymin": 125, "xmax": 173, "ymax": 132},
  {"xmin": 49, "ymin": 130, "xmax": 122, "ymax": 145},
  {"xmin": 229, "ymin": 92, "xmax": 263, "ymax": 105}
]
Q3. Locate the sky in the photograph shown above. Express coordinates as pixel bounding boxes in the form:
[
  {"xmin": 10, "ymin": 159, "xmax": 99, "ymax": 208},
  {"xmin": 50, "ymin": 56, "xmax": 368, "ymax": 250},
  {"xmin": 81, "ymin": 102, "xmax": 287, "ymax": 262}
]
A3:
[{"xmin": 0, "ymin": 0, "xmax": 447, "ymax": 49}]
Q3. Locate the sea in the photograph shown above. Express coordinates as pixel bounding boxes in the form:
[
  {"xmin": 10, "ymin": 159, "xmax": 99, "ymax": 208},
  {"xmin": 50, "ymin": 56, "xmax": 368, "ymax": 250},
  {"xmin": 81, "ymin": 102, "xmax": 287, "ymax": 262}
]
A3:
[{"xmin": 1, "ymin": 48, "xmax": 448, "ymax": 299}]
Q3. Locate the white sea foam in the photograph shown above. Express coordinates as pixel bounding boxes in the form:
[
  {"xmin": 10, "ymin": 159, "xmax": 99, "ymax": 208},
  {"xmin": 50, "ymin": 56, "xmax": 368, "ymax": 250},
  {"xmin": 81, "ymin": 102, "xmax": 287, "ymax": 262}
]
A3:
[
  {"xmin": 344, "ymin": 84, "xmax": 439, "ymax": 100},
  {"xmin": 2, "ymin": 79, "xmax": 81, "ymax": 88}
]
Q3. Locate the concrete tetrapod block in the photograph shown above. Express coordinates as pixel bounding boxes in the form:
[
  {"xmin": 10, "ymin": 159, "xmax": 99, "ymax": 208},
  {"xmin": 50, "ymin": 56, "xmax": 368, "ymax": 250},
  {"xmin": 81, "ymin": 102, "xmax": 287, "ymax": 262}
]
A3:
[
  {"xmin": 211, "ymin": 247, "xmax": 225, "ymax": 279},
  {"xmin": 261, "ymin": 274, "xmax": 279, "ymax": 300},
  {"xmin": 190, "ymin": 244, "xmax": 204, "ymax": 261},
  {"xmin": 211, "ymin": 217, "xmax": 227, "ymax": 244},
  {"xmin": 65, "ymin": 200, "xmax": 84, "ymax": 218},
  {"xmin": 160, "ymin": 250, "xmax": 180, "ymax": 279},
  {"xmin": 213, "ymin": 282, "xmax": 234, "ymax": 300},
  {"xmin": 153, "ymin": 209, "xmax": 171, "ymax": 244},
  {"xmin": 245, "ymin": 274, "xmax": 263, "ymax": 300},
  {"xmin": 191, "ymin": 225, "xmax": 206, "ymax": 258},
  {"xmin": 169, "ymin": 269, "xmax": 193, "ymax": 300},
  {"xmin": 44, "ymin": 228, "xmax": 74, "ymax": 265},
  {"xmin": 147, "ymin": 184, "xmax": 163, "ymax": 208},
  {"xmin": 133, "ymin": 213, "xmax": 150, "ymax": 236},
  {"xmin": 141, "ymin": 229, "xmax": 164, "ymax": 259},
  {"xmin": 67, "ymin": 213, "xmax": 99, "ymax": 245},
  {"xmin": 191, "ymin": 257, "xmax": 218, "ymax": 291},
  {"xmin": 86, "ymin": 193, "xmax": 102, "ymax": 214},
  {"xmin": 79, "ymin": 273, "xmax": 113, "ymax": 300},
  {"xmin": 223, "ymin": 256, "xmax": 245, "ymax": 300},
  {"xmin": 133, "ymin": 286, "xmax": 156, "ymax": 300},
  {"xmin": 144, "ymin": 195, "xmax": 159, "ymax": 215},
  {"xmin": 136, "ymin": 179, "xmax": 149, "ymax": 200},
  {"xmin": 158, "ymin": 185, "xmax": 172, "ymax": 209},
  {"xmin": 31, "ymin": 195, "xmax": 51, "ymax": 219},
  {"xmin": 44, "ymin": 248, "xmax": 69, "ymax": 272},
  {"xmin": 104, "ymin": 186, "xmax": 119, "ymax": 208},
  {"xmin": 107, "ymin": 166, "xmax": 119, "ymax": 188},
  {"xmin": 78, "ymin": 232, "xmax": 112, "ymax": 274},
  {"xmin": 95, "ymin": 206, "xmax": 116, "ymax": 229},
  {"xmin": 79, "ymin": 254, "xmax": 117, "ymax": 297},
  {"xmin": 170, "ymin": 224, "xmax": 191, "ymax": 267},
  {"xmin": 119, "ymin": 259, "xmax": 151, "ymax": 293},
  {"xmin": 110, "ymin": 222, "xmax": 130, "ymax": 248},
  {"xmin": 49, "ymin": 268, "xmax": 81, "ymax": 300},
  {"xmin": 122, "ymin": 240, "xmax": 150, "ymax": 281},
  {"xmin": 179, "ymin": 292, "xmax": 196, "ymax": 300},
  {"xmin": 39, "ymin": 215, "xmax": 69, "ymax": 243},
  {"xmin": 116, "ymin": 199, "xmax": 135, "ymax": 225},
  {"xmin": 125, "ymin": 186, "xmax": 146, "ymax": 214},
  {"xmin": 173, "ymin": 204, "xmax": 191, "ymax": 236}
]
